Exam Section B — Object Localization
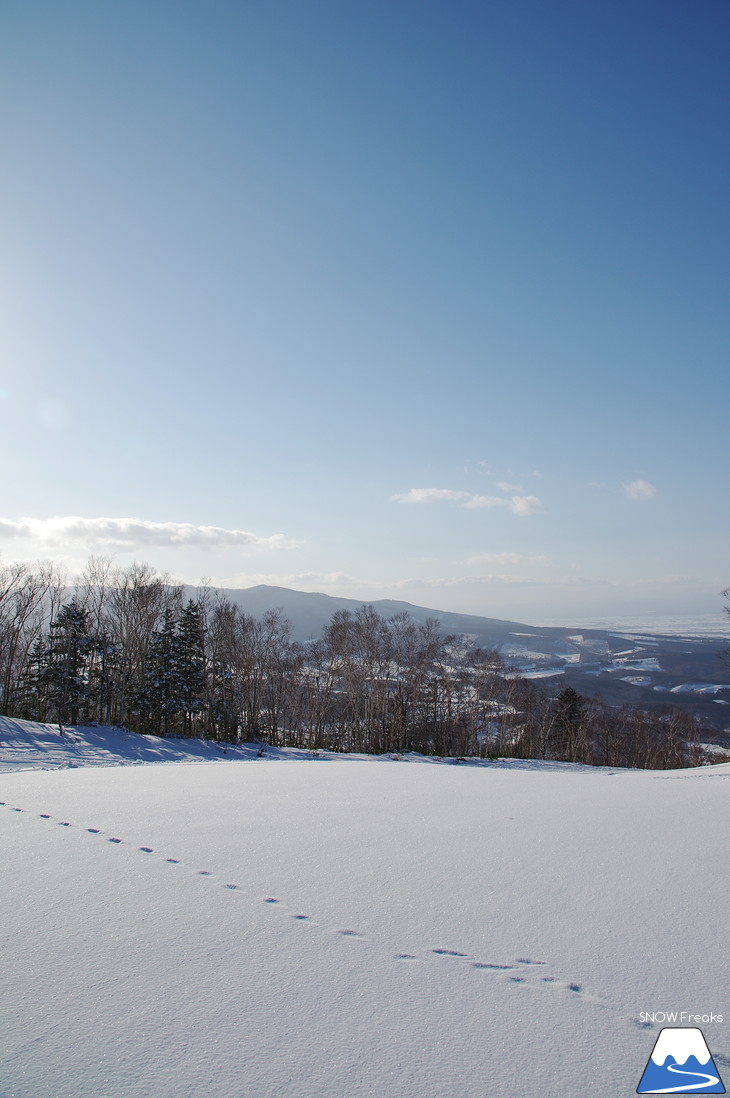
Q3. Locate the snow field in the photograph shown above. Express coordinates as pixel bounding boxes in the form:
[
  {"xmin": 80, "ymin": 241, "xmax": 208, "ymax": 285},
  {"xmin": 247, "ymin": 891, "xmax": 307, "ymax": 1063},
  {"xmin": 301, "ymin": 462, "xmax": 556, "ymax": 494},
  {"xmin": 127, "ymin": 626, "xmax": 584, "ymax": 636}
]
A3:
[{"xmin": 1, "ymin": 751, "xmax": 729, "ymax": 1096}]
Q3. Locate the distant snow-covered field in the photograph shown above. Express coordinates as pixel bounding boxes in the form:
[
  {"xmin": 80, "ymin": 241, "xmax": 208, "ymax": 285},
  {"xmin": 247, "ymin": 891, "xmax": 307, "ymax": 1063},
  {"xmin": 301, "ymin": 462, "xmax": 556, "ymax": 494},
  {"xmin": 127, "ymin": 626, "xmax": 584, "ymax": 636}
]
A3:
[
  {"xmin": 537, "ymin": 613, "xmax": 730, "ymax": 639},
  {"xmin": 1, "ymin": 718, "xmax": 728, "ymax": 1097}
]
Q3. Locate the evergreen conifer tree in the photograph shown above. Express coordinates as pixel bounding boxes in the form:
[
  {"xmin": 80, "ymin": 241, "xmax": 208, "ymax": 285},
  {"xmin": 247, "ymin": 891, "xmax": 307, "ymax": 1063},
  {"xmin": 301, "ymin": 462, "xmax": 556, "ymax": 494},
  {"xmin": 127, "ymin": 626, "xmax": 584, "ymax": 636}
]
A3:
[
  {"xmin": 176, "ymin": 600, "xmax": 206, "ymax": 735},
  {"xmin": 135, "ymin": 607, "xmax": 183, "ymax": 735},
  {"xmin": 40, "ymin": 600, "xmax": 93, "ymax": 725}
]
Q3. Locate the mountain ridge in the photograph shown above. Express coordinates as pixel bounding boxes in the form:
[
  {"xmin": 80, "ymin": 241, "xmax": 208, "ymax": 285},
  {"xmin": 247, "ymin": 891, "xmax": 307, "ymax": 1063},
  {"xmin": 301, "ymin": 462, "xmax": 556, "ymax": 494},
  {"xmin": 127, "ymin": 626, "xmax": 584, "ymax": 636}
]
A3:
[{"xmin": 186, "ymin": 585, "xmax": 730, "ymax": 738}]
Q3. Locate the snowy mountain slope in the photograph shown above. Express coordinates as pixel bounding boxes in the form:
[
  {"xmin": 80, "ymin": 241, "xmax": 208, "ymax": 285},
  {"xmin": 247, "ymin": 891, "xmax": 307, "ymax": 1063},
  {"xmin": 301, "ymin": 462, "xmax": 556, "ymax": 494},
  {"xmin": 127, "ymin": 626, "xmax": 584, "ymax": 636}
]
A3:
[{"xmin": 1, "ymin": 723, "xmax": 728, "ymax": 1097}]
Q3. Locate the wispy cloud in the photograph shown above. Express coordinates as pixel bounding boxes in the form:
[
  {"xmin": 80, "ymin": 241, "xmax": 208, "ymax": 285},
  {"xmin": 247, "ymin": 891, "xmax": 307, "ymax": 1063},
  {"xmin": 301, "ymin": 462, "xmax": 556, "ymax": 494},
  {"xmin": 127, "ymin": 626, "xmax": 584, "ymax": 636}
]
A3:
[
  {"xmin": 393, "ymin": 488, "xmax": 543, "ymax": 515},
  {"xmin": 0, "ymin": 517, "xmax": 301, "ymax": 552},
  {"xmin": 509, "ymin": 495, "xmax": 543, "ymax": 515},
  {"xmin": 394, "ymin": 574, "xmax": 609, "ymax": 591},
  {"xmin": 391, "ymin": 488, "xmax": 472, "ymax": 505},
  {"xmin": 622, "ymin": 480, "xmax": 657, "ymax": 501}
]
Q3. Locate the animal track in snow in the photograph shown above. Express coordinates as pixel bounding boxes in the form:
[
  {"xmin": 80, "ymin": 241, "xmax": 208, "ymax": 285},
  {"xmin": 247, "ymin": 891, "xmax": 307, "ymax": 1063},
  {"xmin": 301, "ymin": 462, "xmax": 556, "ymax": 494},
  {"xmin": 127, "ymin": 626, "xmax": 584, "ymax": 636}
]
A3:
[{"xmin": 6, "ymin": 801, "xmax": 611, "ymax": 1016}]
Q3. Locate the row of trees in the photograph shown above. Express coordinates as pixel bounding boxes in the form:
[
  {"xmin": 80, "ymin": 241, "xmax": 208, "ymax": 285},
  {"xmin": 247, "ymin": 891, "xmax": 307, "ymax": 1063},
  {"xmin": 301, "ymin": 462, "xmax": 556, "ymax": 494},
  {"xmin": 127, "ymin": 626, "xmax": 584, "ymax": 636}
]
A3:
[{"xmin": 0, "ymin": 557, "xmax": 706, "ymax": 769}]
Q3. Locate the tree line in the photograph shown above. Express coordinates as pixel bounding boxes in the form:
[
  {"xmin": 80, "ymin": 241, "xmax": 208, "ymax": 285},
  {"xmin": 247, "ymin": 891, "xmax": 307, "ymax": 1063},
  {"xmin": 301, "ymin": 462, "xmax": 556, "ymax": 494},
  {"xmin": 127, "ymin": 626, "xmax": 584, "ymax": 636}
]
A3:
[{"xmin": 0, "ymin": 557, "xmax": 706, "ymax": 769}]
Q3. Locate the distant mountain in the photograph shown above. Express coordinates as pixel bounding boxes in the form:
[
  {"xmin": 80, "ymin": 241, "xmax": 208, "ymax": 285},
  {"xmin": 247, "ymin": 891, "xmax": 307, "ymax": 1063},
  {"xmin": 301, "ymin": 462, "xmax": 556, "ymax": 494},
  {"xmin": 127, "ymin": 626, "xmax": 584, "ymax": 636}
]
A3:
[
  {"xmin": 215, "ymin": 584, "xmax": 533, "ymax": 645},
  {"xmin": 190, "ymin": 585, "xmax": 730, "ymax": 739}
]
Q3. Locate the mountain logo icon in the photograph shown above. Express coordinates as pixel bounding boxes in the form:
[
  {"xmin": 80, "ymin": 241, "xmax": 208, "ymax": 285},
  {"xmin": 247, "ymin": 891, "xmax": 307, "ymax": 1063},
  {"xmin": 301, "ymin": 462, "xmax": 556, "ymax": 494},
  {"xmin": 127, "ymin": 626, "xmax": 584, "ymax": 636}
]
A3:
[{"xmin": 637, "ymin": 1027, "xmax": 726, "ymax": 1093}]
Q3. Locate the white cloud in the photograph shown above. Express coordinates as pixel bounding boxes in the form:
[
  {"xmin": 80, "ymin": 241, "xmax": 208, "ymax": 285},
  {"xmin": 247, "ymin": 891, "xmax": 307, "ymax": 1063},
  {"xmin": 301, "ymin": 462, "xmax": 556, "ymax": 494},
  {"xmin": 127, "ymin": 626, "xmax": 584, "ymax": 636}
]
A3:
[
  {"xmin": 508, "ymin": 495, "xmax": 543, "ymax": 515},
  {"xmin": 395, "ymin": 573, "xmax": 608, "ymax": 590},
  {"xmin": 391, "ymin": 488, "xmax": 472, "ymax": 505},
  {"xmin": 393, "ymin": 489, "xmax": 543, "ymax": 516},
  {"xmin": 0, "ymin": 517, "xmax": 301, "ymax": 552},
  {"xmin": 0, "ymin": 520, "xmax": 29, "ymax": 539},
  {"xmin": 623, "ymin": 480, "xmax": 657, "ymax": 501}
]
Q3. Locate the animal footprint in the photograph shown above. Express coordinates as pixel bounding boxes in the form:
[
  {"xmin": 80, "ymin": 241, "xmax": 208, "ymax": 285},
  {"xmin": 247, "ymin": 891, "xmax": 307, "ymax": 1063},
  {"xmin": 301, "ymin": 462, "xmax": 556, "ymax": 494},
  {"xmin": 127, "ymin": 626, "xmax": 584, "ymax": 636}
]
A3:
[
  {"xmin": 224, "ymin": 884, "xmax": 239, "ymax": 890},
  {"xmin": 139, "ymin": 847, "xmax": 154, "ymax": 854},
  {"xmin": 40, "ymin": 814, "xmax": 51, "ymax": 819},
  {"xmin": 87, "ymin": 828, "xmax": 100, "ymax": 834},
  {"xmin": 108, "ymin": 837, "xmax": 122, "ymax": 844},
  {"xmin": 263, "ymin": 897, "xmax": 279, "ymax": 904},
  {"xmin": 165, "ymin": 858, "xmax": 180, "ymax": 864},
  {"xmin": 395, "ymin": 954, "xmax": 419, "ymax": 961},
  {"xmin": 292, "ymin": 914, "xmax": 310, "ymax": 921},
  {"xmin": 473, "ymin": 963, "xmax": 514, "ymax": 970},
  {"xmin": 515, "ymin": 958, "xmax": 547, "ymax": 966},
  {"xmin": 432, "ymin": 949, "xmax": 467, "ymax": 957},
  {"xmin": 338, "ymin": 929, "xmax": 364, "ymax": 938},
  {"xmin": 197, "ymin": 870, "xmax": 213, "ymax": 877},
  {"xmin": 58, "ymin": 821, "xmax": 70, "ymax": 827}
]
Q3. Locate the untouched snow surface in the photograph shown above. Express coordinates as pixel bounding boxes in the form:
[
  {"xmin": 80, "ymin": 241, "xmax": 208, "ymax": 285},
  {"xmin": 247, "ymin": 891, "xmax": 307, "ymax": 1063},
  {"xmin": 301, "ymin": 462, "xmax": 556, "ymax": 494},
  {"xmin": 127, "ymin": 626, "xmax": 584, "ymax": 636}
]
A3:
[{"xmin": 1, "ymin": 720, "xmax": 729, "ymax": 1097}]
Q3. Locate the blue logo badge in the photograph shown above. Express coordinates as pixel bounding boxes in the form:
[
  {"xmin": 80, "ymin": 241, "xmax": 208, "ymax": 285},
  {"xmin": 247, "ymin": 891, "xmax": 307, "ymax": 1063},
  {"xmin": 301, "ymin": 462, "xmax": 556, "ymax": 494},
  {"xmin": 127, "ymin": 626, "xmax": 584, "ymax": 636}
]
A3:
[{"xmin": 637, "ymin": 1027, "xmax": 725, "ymax": 1093}]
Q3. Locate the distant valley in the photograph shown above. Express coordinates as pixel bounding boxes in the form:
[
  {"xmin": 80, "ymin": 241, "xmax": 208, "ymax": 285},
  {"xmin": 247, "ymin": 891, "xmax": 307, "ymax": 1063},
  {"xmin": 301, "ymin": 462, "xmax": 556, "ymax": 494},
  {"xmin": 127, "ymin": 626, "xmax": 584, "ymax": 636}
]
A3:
[{"xmin": 214, "ymin": 585, "xmax": 730, "ymax": 739}]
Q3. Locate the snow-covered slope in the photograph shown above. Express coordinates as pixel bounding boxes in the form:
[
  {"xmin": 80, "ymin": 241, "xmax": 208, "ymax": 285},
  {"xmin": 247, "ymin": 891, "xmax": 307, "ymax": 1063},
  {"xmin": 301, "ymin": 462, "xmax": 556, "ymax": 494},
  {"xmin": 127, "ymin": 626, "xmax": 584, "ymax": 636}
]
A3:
[
  {"xmin": 0, "ymin": 715, "xmax": 303, "ymax": 773},
  {"xmin": 1, "ymin": 721, "xmax": 728, "ymax": 1097}
]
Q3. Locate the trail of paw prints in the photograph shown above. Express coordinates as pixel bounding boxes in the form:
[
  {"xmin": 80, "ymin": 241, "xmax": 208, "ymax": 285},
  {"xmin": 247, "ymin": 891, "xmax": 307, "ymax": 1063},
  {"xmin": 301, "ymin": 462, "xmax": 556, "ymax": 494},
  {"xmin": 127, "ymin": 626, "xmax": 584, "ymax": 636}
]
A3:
[
  {"xmin": 17, "ymin": 804, "xmax": 337, "ymax": 927},
  {"xmin": 1, "ymin": 801, "xmax": 198, "ymax": 880},
  {"xmin": 259, "ymin": 897, "xmax": 372, "ymax": 944},
  {"xmin": 425, "ymin": 947, "xmax": 608, "ymax": 1007},
  {"xmin": 0, "ymin": 801, "xmax": 609, "ymax": 1006},
  {"xmin": 20, "ymin": 801, "xmax": 253, "ymax": 896},
  {"xmin": 260, "ymin": 900, "xmax": 318, "ymax": 927}
]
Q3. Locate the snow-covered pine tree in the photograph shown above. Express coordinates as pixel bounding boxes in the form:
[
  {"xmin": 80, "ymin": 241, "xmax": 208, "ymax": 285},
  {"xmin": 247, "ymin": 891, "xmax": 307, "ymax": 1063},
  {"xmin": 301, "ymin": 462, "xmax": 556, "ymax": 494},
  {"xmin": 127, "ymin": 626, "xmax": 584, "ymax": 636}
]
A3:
[
  {"xmin": 134, "ymin": 607, "xmax": 184, "ymax": 736},
  {"xmin": 39, "ymin": 599, "xmax": 94, "ymax": 726},
  {"xmin": 176, "ymin": 600, "xmax": 207, "ymax": 736}
]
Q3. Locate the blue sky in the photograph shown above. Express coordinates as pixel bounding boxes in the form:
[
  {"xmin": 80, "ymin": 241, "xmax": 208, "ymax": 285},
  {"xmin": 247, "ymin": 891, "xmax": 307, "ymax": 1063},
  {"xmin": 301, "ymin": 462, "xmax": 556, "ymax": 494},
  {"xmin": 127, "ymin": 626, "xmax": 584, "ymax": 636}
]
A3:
[{"xmin": 1, "ymin": 0, "xmax": 728, "ymax": 624}]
